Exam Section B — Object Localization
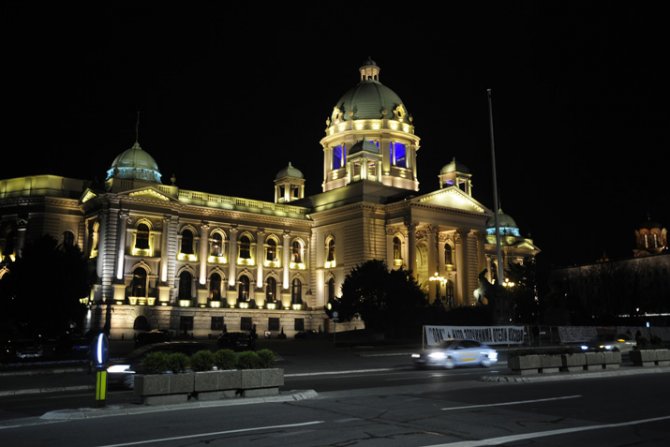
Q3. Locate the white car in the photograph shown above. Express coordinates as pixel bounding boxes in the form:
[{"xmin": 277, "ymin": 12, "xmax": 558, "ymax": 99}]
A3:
[
  {"xmin": 581, "ymin": 334, "xmax": 637, "ymax": 353},
  {"xmin": 412, "ymin": 339, "xmax": 498, "ymax": 369}
]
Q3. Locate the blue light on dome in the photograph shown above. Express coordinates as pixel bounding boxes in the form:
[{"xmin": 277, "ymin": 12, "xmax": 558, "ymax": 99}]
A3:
[{"xmin": 486, "ymin": 226, "xmax": 521, "ymax": 237}]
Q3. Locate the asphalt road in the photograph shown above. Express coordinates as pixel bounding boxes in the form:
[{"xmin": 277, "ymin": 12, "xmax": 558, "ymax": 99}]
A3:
[
  {"xmin": 2, "ymin": 339, "xmax": 670, "ymax": 446},
  {"xmin": 2, "ymin": 369, "xmax": 670, "ymax": 446}
]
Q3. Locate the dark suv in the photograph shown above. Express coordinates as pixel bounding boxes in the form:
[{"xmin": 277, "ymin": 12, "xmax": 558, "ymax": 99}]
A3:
[{"xmin": 217, "ymin": 332, "xmax": 256, "ymax": 351}]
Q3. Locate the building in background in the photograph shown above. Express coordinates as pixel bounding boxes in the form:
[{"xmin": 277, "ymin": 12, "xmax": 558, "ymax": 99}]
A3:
[
  {"xmin": 0, "ymin": 59, "xmax": 539, "ymax": 338},
  {"xmin": 550, "ymin": 217, "xmax": 669, "ymax": 325}
]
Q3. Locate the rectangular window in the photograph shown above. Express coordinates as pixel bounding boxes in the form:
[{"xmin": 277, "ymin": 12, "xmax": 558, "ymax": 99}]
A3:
[
  {"xmin": 211, "ymin": 316, "xmax": 224, "ymax": 331},
  {"xmin": 294, "ymin": 318, "xmax": 305, "ymax": 331},
  {"xmin": 391, "ymin": 142, "xmax": 407, "ymax": 168},
  {"xmin": 332, "ymin": 145, "xmax": 344, "ymax": 169},
  {"xmin": 241, "ymin": 316, "xmax": 253, "ymax": 331},
  {"xmin": 268, "ymin": 317, "xmax": 280, "ymax": 331},
  {"xmin": 179, "ymin": 316, "xmax": 194, "ymax": 331}
]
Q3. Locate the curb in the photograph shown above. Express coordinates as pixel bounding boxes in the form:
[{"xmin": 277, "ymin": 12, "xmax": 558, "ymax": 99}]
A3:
[
  {"xmin": 482, "ymin": 366, "xmax": 670, "ymax": 383},
  {"xmin": 39, "ymin": 390, "xmax": 319, "ymax": 421},
  {"xmin": 0, "ymin": 385, "xmax": 93, "ymax": 397}
]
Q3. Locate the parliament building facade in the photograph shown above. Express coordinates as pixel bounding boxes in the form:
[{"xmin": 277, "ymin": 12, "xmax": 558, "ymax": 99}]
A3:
[{"xmin": 0, "ymin": 60, "xmax": 539, "ymax": 338}]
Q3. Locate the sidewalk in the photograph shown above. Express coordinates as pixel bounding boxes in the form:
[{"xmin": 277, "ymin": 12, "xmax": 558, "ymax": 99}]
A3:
[{"xmin": 38, "ymin": 389, "xmax": 319, "ymax": 422}]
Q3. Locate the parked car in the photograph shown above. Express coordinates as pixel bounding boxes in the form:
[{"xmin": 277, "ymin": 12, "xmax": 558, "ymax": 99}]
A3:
[
  {"xmin": 106, "ymin": 341, "xmax": 209, "ymax": 389},
  {"xmin": 12, "ymin": 339, "xmax": 45, "ymax": 361},
  {"xmin": 217, "ymin": 332, "xmax": 256, "ymax": 351},
  {"xmin": 135, "ymin": 329, "xmax": 171, "ymax": 347},
  {"xmin": 412, "ymin": 339, "xmax": 498, "ymax": 369},
  {"xmin": 580, "ymin": 334, "xmax": 637, "ymax": 353}
]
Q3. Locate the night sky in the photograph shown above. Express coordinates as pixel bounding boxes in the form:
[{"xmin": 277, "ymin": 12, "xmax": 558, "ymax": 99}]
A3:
[{"xmin": 2, "ymin": 3, "xmax": 668, "ymax": 272}]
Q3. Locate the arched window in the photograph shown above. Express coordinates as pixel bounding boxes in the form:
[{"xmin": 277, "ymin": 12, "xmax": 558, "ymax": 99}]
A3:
[
  {"xmin": 238, "ymin": 276, "xmax": 250, "ymax": 301},
  {"xmin": 266, "ymin": 277, "xmax": 277, "ymax": 302},
  {"xmin": 239, "ymin": 235, "xmax": 251, "ymax": 259},
  {"xmin": 63, "ymin": 231, "xmax": 75, "ymax": 247},
  {"xmin": 291, "ymin": 278, "xmax": 302, "ymax": 304},
  {"xmin": 131, "ymin": 268, "xmax": 147, "ymax": 297},
  {"xmin": 292, "ymin": 240, "xmax": 302, "ymax": 263},
  {"xmin": 181, "ymin": 229, "xmax": 194, "ymax": 254},
  {"xmin": 326, "ymin": 238, "xmax": 335, "ymax": 262},
  {"xmin": 178, "ymin": 271, "xmax": 193, "ymax": 299},
  {"xmin": 393, "ymin": 237, "xmax": 402, "ymax": 261},
  {"xmin": 266, "ymin": 239, "xmax": 277, "ymax": 262},
  {"xmin": 211, "ymin": 233, "xmax": 223, "ymax": 257},
  {"xmin": 327, "ymin": 278, "xmax": 335, "ymax": 301},
  {"xmin": 209, "ymin": 272, "xmax": 222, "ymax": 299},
  {"xmin": 136, "ymin": 224, "xmax": 150, "ymax": 250},
  {"xmin": 444, "ymin": 244, "xmax": 453, "ymax": 265}
]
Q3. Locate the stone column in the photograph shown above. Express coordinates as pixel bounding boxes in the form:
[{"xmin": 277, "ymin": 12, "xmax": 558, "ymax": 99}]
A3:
[
  {"xmin": 196, "ymin": 223, "xmax": 210, "ymax": 308},
  {"xmin": 454, "ymin": 230, "xmax": 467, "ymax": 307},
  {"xmin": 427, "ymin": 225, "xmax": 438, "ymax": 301},
  {"xmin": 198, "ymin": 222, "xmax": 209, "ymax": 286},
  {"xmin": 282, "ymin": 231, "xmax": 290, "ymax": 290},
  {"xmin": 407, "ymin": 222, "xmax": 417, "ymax": 275},
  {"xmin": 227, "ymin": 227, "xmax": 238, "ymax": 288},
  {"xmin": 256, "ymin": 230, "xmax": 265, "ymax": 289},
  {"xmin": 15, "ymin": 218, "xmax": 28, "ymax": 258},
  {"xmin": 255, "ymin": 230, "xmax": 266, "ymax": 307},
  {"xmin": 115, "ymin": 211, "xmax": 128, "ymax": 281}
]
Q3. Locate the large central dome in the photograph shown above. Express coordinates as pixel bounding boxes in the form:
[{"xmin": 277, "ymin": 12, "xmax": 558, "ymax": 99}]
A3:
[
  {"xmin": 332, "ymin": 58, "xmax": 409, "ymax": 121},
  {"xmin": 106, "ymin": 141, "xmax": 162, "ymax": 183}
]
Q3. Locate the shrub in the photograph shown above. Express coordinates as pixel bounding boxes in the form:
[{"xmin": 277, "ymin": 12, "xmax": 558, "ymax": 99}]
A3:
[
  {"xmin": 236, "ymin": 351, "xmax": 262, "ymax": 369},
  {"xmin": 213, "ymin": 349, "xmax": 237, "ymax": 370},
  {"xmin": 257, "ymin": 349, "xmax": 276, "ymax": 368},
  {"xmin": 141, "ymin": 351, "xmax": 169, "ymax": 374},
  {"xmin": 166, "ymin": 352, "xmax": 191, "ymax": 373},
  {"xmin": 191, "ymin": 350, "xmax": 215, "ymax": 371}
]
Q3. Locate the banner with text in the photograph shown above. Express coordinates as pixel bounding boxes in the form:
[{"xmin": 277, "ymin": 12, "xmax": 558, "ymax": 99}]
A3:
[{"xmin": 424, "ymin": 325, "xmax": 525, "ymax": 346}]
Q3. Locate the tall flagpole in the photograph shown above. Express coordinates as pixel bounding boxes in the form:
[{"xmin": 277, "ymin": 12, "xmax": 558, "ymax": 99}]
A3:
[{"xmin": 487, "ymin": 88, "xmax": 504, "ymax": 285}]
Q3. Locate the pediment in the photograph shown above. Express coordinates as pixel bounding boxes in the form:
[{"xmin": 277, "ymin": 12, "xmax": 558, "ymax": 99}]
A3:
[
  {"xmin": 121, "ymin": 187, "xmax": 173, "ymax": 202},
  {"xmin": 80, "ymin": 188, "xmax": 97, "ymax": 204},
  {"xmin": 414, "ymin": 187, "xmax": 488, "ymax": 214}
]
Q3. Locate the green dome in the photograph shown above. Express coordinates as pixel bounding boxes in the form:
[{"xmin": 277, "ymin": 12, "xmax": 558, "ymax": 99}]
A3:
[
  {"xmin": 440, "ymin": 157, "xmax": 470, "ymax": 174},
  {"xmin": 107, "ymin": 141, "xmax": 162, "ymax": 183},
  {"xmin": 275, "ymin": 162, "xmax": 304, "ymax": 180},
  {"xmin": 333, "ymin": 60, "xmax": 408, "ymax": 121},
  {"xmin": 486, "ymin": 209, "xmax": 521, "ymax": 237},
  {"xmin": 487, "ymin": 209, "xmax": 518, "ymax": 228}
]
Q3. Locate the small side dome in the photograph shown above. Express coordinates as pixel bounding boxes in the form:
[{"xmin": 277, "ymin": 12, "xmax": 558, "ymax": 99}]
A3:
[
  {"xmin": 440, "ymin": 157, "xmax": 470, "ymax": 175},
  {"xmin": 349, "ymin": 140, "xmax": 381, "ymax": 155},
  {"xmin": 107, "ymin": 141, "xmax": 162, "ymax": 183},
  {"xmin": 487, "ymin": 209, "xmax": 521, "ymax": 237},
  {"xmin": 275, "ymin": 162, "xmax": 304, "ymax": 180}
]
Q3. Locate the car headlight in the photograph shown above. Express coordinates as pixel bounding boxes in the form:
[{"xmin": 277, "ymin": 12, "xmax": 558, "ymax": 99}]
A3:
[
  {"xmin": 411, "ymin": 353, "xmax": 421, "ymax": 359},
  {"xmin": 428, "ymin": 352, "xmax": 447, "ymax": 360},
  {"xmin": 107, "ymin": 364, "xmax": 133, "ymax": 373},
  {"xmin": 489, "ymin": 351, "xmax": 498, "ymax": 361},
  {"xmin": 580, "ymin": 345, "xmax": 589, "ymax": 351}
]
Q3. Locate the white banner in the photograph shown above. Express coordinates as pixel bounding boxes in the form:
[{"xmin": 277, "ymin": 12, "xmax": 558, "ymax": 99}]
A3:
[{"xmin": 424, "ymin": 325, "xmax": 525, "ymax": 346}]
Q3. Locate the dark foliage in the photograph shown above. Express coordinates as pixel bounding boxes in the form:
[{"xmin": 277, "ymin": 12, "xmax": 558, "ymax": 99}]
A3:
[
  {"xmin": 332, "ymin": 260, "xmax": 428, "ymax": 337},
  {"xmin": 0, "ymin": 234, "xmax": 93, "ymax": 336}
]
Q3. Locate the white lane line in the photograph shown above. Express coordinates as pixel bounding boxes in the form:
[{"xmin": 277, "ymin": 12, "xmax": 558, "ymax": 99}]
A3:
[
  {"xmin": 285, "ymin": 368, "xmax": 394, "ymax": 377},
  {"xmin": 93, "ymin": 420, "xmax": 325, "ymax": 447},
  {"xmin": 442, "ymin": 394, "xmax": 581, "ymax": 411},
  {"xmin": 422, "ymin": 414, "xmax": 670, "ymax": 447}
]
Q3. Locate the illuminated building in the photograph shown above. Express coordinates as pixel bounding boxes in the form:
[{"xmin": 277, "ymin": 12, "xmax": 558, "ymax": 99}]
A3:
[{"xmin": 0, "ymin": 59, "xmax": 540, "ymax": 337}]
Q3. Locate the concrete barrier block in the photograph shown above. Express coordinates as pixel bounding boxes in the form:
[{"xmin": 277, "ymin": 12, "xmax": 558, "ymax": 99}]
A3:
[
  {"xmin": 540, "ymin": 355, "xmax": 562, "ymax": 373},
  {"xmin": 561, "ymin": 353, "xmax": 586, "ymax": 372},
  {"xmin": 630, "ymin": 350, "xmax": 657, "ymax": 367}
]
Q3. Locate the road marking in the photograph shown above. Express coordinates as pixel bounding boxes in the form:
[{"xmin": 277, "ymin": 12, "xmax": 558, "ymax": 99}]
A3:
[
  {"xmin": 442, "ymin": 394, "xmax": 581, "ymax": 411},
  {"xmin": 359, "ymin": 352, "xmax": 414, "ymax": 357},
  {"xmin": 421, "ymin": 414, "xmax": 670, "ymax": 446},
  {"xmin": 93, "ymin": 420, "xmax": 325, "ymax": 447},
  {"xmin": 285, "ymin": 368, "xmax": 395, "ymax": 377}
]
